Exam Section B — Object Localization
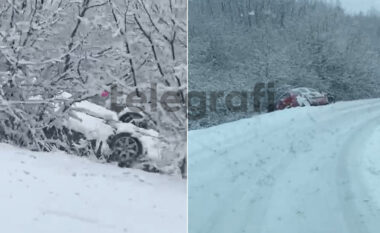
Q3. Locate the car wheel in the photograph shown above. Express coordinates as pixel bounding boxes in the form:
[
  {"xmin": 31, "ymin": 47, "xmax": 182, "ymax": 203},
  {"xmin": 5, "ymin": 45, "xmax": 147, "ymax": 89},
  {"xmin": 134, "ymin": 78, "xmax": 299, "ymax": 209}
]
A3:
[{"xmin": 108, "ymin": 133, "xmax": 142, "ymax": 166}]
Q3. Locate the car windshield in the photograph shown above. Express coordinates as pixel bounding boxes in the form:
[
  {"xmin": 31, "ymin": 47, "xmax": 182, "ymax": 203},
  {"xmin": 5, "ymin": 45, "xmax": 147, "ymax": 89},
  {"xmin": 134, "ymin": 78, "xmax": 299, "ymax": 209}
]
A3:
[{"xmin": 129, "ymin": 112, "xmax": 144, "ymax": 119}]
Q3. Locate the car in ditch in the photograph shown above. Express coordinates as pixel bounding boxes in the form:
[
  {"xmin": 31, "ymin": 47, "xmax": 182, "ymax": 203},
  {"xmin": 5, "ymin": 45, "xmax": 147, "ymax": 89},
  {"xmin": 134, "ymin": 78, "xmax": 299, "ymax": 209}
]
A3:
[
  {"xmin": 0, "ymin": 89, "xmax": 172, "ymax": 173},
  {"xmin": 276, "ymin": 87, "xmax": 330, "ymax": 110},
  {"xmin": 61, "ymin": 100, "xmax": 164, "ymax": 171}
]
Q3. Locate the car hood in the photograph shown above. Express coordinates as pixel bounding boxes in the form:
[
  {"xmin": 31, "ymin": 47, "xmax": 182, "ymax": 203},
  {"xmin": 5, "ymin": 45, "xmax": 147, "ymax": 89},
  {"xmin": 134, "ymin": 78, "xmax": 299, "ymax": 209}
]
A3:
[{"xmin": 72, "ymin": 100, "xmax": 119, "ymax": 122}]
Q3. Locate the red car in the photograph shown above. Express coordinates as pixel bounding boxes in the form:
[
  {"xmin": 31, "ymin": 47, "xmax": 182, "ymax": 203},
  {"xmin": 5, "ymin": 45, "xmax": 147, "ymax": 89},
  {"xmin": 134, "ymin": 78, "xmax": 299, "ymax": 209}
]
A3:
[{"xmin": 276, "ymin": 87, "xmax": 329, "ymax": 110}]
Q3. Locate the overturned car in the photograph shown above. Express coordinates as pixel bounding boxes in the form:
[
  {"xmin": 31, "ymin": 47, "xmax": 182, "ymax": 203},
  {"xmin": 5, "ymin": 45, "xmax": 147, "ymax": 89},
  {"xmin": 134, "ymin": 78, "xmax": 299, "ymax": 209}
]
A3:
[
  {"xmin": 64, "ymin": 100, "xmax": 162, "ymax": 169},
  {"xmin": 0, "ymin": 91, "xmax": 170, "ymax": 173}
]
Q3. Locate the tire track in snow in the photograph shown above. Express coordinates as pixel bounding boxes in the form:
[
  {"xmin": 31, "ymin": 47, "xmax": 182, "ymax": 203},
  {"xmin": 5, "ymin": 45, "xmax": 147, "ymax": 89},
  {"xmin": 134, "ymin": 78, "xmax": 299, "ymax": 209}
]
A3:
[
  {"xmin": 189, "ymin": 99, "xmax": 379, "ymax": 170},
  {"xmin": 255, "ymin": 101, "xmax": 380, "ymax": 233},
  {"xmin": 338, "ymin": 116, "xmax": 380, "ymax": 233},
  {"xmin": 189, "ymin": 99, "xmax": 380, "ymax": 233}
]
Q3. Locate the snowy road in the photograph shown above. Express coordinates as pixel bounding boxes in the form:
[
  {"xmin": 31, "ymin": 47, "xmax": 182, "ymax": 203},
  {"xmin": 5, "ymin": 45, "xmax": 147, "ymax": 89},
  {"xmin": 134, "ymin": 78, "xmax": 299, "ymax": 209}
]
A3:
[
  {"xmin": 0, "ymin": 144, "xmax": 186, "ymax": 233},
  {"xmin": 189, "ymin": 99, "xmax": 380, "ymax": 233}
]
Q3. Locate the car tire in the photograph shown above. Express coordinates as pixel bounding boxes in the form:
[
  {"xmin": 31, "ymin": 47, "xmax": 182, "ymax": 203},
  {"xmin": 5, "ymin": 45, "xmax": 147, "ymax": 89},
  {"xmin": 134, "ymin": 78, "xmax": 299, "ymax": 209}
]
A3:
[{"xmin": 107, "ymin": 133, "xmax": 143, "ymax": 167}]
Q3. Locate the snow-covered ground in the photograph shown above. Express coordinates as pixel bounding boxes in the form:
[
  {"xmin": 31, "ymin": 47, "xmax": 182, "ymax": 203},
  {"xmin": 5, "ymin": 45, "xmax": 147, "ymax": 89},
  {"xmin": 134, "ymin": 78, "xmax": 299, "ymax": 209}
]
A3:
[
  {"xmin": 0, "ymin": 144, "xmax": 186, "ymax": 233},
  {"xmin": 189, "ymin": 99, "xmax": 380, "ymax": 233}
]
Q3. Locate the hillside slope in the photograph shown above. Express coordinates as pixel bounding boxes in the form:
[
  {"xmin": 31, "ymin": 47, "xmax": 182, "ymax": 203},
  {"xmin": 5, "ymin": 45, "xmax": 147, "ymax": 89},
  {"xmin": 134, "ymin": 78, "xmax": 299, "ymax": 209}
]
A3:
[
  {"xmin": 0, "ymin": 144, "xmax": 186, "ymax": 233},
  {"xmin": 189, "ymin": 99, "xmax": 380, "ymax": 233}
]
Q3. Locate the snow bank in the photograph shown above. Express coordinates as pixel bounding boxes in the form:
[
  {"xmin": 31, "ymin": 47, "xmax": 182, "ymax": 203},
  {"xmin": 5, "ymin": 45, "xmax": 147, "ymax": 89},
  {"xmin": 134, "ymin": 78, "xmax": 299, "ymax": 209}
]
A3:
[
  {"xmin": 0, "ymin": 143, "xmax": 186, "ymax": 233},
  {"xmin": 189, "ymin": 99, "xmax": 380, "ymax": 233}
]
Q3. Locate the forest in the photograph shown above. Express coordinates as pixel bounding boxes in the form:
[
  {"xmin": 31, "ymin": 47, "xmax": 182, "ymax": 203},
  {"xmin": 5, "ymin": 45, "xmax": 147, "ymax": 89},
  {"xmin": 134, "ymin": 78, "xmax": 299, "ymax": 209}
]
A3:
[{"xmin": 189, "ymin": 0, "xmax": 380, "ymax": 129}]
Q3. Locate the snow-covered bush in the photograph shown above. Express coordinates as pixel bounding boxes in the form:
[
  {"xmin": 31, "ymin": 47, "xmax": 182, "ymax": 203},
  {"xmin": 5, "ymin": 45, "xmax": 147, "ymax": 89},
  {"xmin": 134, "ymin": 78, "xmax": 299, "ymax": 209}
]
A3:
[{"xmin": 0, "ymin": 0, "xmax": 187, "ymax": 175}]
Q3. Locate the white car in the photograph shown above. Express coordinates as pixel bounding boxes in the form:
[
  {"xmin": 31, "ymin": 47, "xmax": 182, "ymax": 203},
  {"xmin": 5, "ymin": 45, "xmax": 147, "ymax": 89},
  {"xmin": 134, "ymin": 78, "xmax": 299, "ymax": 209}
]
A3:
[
  {"xmin": 0, "ymin": 89, "xmax": 166, "ymax": 172},
  {"xmin": 48, "ymin": 100, "xmax": 164, "ymax": 171}
]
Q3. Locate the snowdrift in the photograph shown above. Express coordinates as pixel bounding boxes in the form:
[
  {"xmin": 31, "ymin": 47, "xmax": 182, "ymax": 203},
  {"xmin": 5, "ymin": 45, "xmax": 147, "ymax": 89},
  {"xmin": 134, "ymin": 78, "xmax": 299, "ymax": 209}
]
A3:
[
  {"xmin": 0, "ymin": 143, "xmax": 186, "ymax": 233},
  {"xmin": 189, "ymin": 99, "xmax": 380, "ymax": 233}
]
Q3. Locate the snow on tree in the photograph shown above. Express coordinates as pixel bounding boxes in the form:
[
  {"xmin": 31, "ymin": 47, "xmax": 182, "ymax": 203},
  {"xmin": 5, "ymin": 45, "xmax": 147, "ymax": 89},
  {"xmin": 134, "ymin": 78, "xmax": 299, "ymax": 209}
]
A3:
[
  {"xmin": 189, "ymin": 0, "xmax": 380, "ymax": 129},
  {"xmin": 0, "ymin": 0, "xmax": 187, "ymax": 175}
]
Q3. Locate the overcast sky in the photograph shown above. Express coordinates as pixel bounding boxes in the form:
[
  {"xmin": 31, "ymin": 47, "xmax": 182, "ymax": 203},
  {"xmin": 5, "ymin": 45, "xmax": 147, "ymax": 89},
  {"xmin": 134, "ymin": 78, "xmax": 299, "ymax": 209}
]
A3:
[{"xmin": 333, "ymin": 0, "xmax": 380, "ymax": 14}]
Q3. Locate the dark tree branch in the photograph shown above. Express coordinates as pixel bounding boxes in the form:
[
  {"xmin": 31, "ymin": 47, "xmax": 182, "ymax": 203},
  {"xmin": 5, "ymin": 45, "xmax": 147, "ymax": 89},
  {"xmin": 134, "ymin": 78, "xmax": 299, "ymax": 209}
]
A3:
[
  {"xmin": 108, "ymin": 0, "xmax": 140, "ymax": 96},
  {"xmin": 134, "ymin": 13, "xmax": 170, "ymax": 86}
]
